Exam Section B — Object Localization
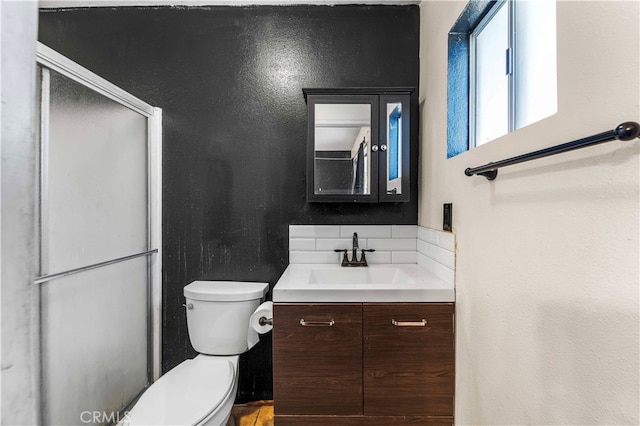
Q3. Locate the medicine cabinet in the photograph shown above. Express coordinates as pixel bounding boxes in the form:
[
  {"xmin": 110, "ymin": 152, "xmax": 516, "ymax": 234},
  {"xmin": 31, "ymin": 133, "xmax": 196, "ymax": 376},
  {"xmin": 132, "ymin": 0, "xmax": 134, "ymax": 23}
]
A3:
[{"xmin": 303, "ymin": 88, "xmax": 413, "ymax": 203}]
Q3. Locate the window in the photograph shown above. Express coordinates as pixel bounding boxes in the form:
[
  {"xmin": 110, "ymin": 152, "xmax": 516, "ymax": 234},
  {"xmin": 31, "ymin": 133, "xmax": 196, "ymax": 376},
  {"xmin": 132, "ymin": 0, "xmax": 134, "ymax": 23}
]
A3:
[{"xmin": 448, "ymin": 0, "xmax": 557, "ymax": 156}]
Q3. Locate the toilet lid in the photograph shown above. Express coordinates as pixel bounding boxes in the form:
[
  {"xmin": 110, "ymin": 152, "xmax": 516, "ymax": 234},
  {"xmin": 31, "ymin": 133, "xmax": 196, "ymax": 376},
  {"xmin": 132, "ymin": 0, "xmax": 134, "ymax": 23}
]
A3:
[
  {"xmin": 184, "ymin": 281, "xmax": 268, "ymax": 302},
  {"xmin": 126, "ymin": 358, "xmax": 234, "ymax": 426}
]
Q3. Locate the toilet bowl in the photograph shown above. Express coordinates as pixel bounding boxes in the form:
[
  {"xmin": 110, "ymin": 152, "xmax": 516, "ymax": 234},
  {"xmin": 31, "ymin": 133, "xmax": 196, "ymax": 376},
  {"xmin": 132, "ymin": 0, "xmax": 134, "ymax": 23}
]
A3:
[
  {"xmin": 126, "ymin": 355, "xmax": 238, "ymax": 426},
  {"xmin": 125, "ymin": 281, "xmax": 269, "ymax": 426}
]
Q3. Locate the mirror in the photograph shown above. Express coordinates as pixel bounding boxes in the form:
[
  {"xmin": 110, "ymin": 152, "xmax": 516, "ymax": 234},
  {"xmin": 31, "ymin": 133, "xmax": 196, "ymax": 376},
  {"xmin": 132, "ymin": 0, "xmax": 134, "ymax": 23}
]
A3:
[
  {"xmin": 385, "ymin": 102, "xmax": 403, "ymax": 195},
  {"xmin": 313, "ymin": 104, "xmax": 371, "ymax": 195}
]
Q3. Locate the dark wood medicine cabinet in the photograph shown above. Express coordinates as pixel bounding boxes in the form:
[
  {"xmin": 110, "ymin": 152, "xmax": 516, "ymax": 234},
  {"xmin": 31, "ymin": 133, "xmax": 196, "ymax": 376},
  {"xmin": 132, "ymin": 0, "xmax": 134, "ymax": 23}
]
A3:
[{"xmin": 303, "ymin": 88, "xmax": 414, "ymax": 203}]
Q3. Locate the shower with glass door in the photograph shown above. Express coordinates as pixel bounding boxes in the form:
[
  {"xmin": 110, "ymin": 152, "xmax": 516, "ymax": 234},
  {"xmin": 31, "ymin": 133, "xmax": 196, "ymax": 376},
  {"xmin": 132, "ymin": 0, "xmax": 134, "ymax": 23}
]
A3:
[{"xmin": 35, "ymin": 43, "xmax": 162, "ymax": 425}]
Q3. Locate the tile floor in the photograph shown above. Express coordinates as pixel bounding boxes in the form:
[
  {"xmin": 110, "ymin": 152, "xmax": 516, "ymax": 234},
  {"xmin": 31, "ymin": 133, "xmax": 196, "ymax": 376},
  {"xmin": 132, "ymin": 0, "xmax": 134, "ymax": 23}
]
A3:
[{"xmin": 228, "ymin": 400, "xmax": 274, "ymax": 426}]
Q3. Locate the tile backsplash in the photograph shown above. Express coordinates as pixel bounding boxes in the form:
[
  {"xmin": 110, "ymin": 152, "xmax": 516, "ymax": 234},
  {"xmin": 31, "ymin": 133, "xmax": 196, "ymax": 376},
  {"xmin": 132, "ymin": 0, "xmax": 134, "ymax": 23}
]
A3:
[
  {"xmin": 289, "ymin": 225, "xmax": 418, "ymax": 265},
  {"xmin": 289, "ymin": 224, "xmax": 456, "ymax": 283},
  {"xmin": 417, "ymin": 226, "xmax": 455, "ymax": 285}
]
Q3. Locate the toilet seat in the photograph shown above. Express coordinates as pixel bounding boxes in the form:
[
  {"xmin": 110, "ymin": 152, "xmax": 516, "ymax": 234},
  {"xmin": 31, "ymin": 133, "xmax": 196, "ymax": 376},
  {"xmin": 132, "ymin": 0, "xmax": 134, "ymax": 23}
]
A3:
[{"xmin": 126, "ymin": 357, "xmax": 235, "ymax": 426}]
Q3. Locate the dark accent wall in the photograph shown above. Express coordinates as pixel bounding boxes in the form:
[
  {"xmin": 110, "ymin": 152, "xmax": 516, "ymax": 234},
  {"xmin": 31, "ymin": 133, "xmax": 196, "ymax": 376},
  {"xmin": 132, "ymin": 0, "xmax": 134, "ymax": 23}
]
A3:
[{"xmin": 39, "ymin": 5, "xmax": 419, "ymax": 402}]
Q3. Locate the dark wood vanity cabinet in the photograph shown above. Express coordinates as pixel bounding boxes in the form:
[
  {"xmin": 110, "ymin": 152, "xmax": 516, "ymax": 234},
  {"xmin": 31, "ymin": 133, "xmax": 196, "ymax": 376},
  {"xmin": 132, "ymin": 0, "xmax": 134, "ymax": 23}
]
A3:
[{"xmin": 273, "ymin": 303, "xmax": 455, "ymax": 425}]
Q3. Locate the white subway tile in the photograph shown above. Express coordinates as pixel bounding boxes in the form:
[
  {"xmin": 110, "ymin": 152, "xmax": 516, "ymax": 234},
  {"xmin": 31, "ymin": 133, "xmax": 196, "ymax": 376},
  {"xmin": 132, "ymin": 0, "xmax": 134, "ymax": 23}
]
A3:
[
  {"xmin": 364, "ymin": 250, "xmax": 392, "ymax": 264},
  {"xmin": 391, "ymin": 225, "xmax": 418, "ymax": 238},
  {"xmin": 289, "ymin": 251, "xmax": 340, "ymax": 264},
  {"xmin": 340, "ymin": 225, "xmax": 391, "ymax": 239},
  {"xmin": 417, "ymin": 240, "xmax": 455, "ymax": 269},
  {"xmin": 289, "ymin": 225, "xmax": 340, "ymax": 238},
  {"xmin": 417, "ymin": 239, "xmax": 429, "ymax": 255},
  {"xmin": 392, "ymin": 251, "xmax": 418, "ymax": 264},
  {"xmin": 438, "ymin": 231, "xmax": 455, "ymax": 251},
  {"xmin": 417, "ymin": 253, "xmax": 455, "ymax": 285},
  {"xmin": 418, "ymin": 226, "xmax": 455, "ymax": 251},
  {"xmin": 289, "ymin": 238, "xmax": 316, "ymax": 251},
  {"xmin": 417, "ymin": 226, "xmax": 438, "ymax": 245},
  {"xmin": 316, "ymin": 238, "xmax": 358, "ymax": 251},
  {"xmin": 368, "ymin": 238, "xmax": 417, "ymax": 251}
]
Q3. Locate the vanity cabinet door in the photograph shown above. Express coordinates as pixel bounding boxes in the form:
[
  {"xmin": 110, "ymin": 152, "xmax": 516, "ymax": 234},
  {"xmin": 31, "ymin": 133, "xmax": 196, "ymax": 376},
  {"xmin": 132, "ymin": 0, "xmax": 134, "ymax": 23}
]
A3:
[
  {"xmin": 273, "ymin": 303, "xmax": 363, "ymax": 416},
  {"xmin": 363, "ymin": 303, "xmax": 455, "ymax": 417}
]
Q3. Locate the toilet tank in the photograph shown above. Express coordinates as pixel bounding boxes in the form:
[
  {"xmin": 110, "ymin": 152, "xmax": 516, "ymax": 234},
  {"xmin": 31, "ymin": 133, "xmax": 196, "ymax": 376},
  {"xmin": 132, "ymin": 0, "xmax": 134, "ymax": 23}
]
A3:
[{"xmin": 183, "ymin": 281, "xmax": 269, "ymax": 355}]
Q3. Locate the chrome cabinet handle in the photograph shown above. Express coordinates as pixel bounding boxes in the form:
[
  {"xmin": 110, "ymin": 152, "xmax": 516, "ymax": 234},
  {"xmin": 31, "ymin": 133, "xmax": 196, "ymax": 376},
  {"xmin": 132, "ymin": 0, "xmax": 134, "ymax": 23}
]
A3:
[
  {"xmin": 300, "ymin": 319, "xmax": 335, "ymax": 327},
  {"xmin": 380, "ymin": 144, "xmax": 387, "ymax": 151},
  {"xmin": 392, "ymin": 319, "xmax": 427, "ymax": 327},
  {"xmin": 371, "ymin": 145, "xmax": 379, "ymax": 152}
]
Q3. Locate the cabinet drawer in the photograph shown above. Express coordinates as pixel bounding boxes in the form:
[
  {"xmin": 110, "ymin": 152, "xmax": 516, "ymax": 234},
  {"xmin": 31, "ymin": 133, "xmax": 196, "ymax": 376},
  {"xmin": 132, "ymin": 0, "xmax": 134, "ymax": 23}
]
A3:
[
  {"xmin": 273, "ymin": 304, "xmax": 363, "ymax": 416},
  {"xmin": 363, "ymin": 303, "xmax": 455, "ymax": 416}
]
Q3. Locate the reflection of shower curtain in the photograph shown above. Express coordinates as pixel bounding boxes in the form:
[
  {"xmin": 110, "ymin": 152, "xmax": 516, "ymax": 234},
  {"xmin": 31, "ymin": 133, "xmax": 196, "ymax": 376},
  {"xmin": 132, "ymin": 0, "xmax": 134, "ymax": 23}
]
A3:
[{"xmin": 352, "ymin": 142, "xmax": 365, "ymax": 194}]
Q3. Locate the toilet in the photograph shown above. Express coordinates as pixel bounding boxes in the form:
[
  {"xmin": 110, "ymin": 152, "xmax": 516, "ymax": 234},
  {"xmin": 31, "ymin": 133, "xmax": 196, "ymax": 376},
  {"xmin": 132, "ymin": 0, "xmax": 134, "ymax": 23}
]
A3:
[{"xmin": 125, "ymin": 281, "xmax": 269, "ymax": 426}]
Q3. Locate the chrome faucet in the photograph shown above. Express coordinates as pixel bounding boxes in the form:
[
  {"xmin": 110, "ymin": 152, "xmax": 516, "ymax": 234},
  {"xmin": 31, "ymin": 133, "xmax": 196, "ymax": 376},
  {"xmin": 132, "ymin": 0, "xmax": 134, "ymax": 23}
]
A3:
[{"xmin": 334, "ymin": 232, "xmax": 375, "ymax": 267}]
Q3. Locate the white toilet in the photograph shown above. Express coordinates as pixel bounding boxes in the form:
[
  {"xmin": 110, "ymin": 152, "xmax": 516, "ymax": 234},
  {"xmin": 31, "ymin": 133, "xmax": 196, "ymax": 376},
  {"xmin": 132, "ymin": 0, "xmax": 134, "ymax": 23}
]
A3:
[{"xmin": 126, "ymin": 281, "xmax": 269, "ymax": 426}]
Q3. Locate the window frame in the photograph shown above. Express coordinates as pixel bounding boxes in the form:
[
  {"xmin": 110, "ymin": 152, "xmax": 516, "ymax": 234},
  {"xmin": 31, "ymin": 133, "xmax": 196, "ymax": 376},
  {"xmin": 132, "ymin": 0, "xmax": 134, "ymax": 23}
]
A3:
[
  {"xmin": 469, "ymin": 0, "xmax": 513, "ymax": 148},
  {"xmin": 448, "ymin": 0, "xmax": 556, "ymax": 157},
  {"xmin": 447, "ymin": 0, "xmax": 500, "ymax": 158}
]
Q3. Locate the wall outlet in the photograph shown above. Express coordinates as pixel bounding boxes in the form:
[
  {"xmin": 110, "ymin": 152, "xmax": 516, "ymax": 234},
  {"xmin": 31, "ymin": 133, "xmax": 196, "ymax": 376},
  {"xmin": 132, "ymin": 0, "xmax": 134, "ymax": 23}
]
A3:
[{"xmin": 443, "ymin": 203, "xmax": 452, "ymax": 231}]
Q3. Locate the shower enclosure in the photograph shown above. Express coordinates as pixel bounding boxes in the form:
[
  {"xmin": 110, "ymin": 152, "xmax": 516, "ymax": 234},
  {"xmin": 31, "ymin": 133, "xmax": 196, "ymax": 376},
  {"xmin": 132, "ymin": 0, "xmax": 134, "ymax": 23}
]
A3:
[{"xmin": 35, "ymin": 43, "xmax": 161, "ymax": 425}]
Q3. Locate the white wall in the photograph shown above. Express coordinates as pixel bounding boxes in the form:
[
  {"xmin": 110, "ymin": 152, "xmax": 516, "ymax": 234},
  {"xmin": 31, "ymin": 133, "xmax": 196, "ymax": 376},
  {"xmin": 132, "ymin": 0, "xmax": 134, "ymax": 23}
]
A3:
[
  {"xmin": 419, "ymin": 1, "xmax": 639, "ymax": 424},
  {"xmin": 1, "ymin": 1, "xmax": 39, "ymax": 425}
]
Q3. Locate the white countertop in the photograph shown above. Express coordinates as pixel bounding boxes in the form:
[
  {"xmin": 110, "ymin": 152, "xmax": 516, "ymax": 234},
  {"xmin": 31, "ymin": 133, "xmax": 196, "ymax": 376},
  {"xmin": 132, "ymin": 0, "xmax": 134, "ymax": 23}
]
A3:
[{"xmin": 273, "ymin": 263, "xmax": 455, "ymax": 303}]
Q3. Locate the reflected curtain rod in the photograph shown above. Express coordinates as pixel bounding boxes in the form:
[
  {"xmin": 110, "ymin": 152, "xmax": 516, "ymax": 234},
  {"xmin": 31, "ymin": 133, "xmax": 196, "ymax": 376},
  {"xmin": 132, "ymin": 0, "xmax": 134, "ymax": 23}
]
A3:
[{"xmin": 464, "ymin": 121, "xmax": 640, "ymax": 180}]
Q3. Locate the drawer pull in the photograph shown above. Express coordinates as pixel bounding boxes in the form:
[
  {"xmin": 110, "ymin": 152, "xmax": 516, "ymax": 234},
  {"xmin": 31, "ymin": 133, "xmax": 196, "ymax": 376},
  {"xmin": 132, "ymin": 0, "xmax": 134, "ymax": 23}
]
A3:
[
  {"xmin": 392, "ymin": 319, "xmax": 427, "ymax": 327},
  {"xmin": 300, "ymin": 319, "xmax": 335, "ymax": 327}
]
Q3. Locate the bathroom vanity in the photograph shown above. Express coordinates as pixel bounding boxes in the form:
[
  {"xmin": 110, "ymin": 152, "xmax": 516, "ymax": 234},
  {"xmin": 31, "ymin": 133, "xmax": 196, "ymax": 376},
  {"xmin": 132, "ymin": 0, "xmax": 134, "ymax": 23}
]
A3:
[{"xmin": 272, "ymin": 264, "xmax": 455, "ymax": 425}]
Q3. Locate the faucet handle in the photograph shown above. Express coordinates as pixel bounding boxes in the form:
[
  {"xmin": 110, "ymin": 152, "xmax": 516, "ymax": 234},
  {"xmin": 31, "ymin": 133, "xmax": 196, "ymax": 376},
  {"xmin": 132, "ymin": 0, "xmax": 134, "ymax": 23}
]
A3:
[
  {"xmin": 334, "ymin": 249, "xmax": 349, "ymax": 267},
  {"xmin": 360, "ymin": 249, "xmax": 375, "ymax": 266}
]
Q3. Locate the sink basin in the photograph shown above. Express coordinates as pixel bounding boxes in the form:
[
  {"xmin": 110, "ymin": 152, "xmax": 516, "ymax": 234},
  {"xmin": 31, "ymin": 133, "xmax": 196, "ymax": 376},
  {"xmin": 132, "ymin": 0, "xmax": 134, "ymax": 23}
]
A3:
[
  {"xmin": 273, "ymin": 264, "xmax": 454, "ymax": 303},
  {"xmin": 309, "ymin": 267, "xmax": 408, "ymax": 285}
]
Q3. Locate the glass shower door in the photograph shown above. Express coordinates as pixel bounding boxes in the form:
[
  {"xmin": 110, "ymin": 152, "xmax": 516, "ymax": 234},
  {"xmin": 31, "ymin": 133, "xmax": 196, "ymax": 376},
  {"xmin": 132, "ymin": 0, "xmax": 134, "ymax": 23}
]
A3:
[{"xmin": 37, "ymin": 61, "xmax": 158, "ymax": 426}]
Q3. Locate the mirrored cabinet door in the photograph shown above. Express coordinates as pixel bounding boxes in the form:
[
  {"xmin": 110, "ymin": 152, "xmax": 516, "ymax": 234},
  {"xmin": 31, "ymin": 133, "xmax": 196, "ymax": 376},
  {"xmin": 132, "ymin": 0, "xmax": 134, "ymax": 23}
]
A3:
[
  {"xmin": 379, "ymin": 94, "xmax": 410, "ymax": 202},
  {"xmin": 307, "ymin": 94, "xmax": 379, "ymax": 202}
]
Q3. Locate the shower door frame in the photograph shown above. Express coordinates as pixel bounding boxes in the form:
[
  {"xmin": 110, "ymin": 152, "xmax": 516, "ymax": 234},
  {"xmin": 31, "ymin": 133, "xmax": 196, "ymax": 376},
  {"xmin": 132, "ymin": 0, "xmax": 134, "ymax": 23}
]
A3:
[{"xmin": 34, "ymin": 42, "xmax": 162, "ymax": 411}]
